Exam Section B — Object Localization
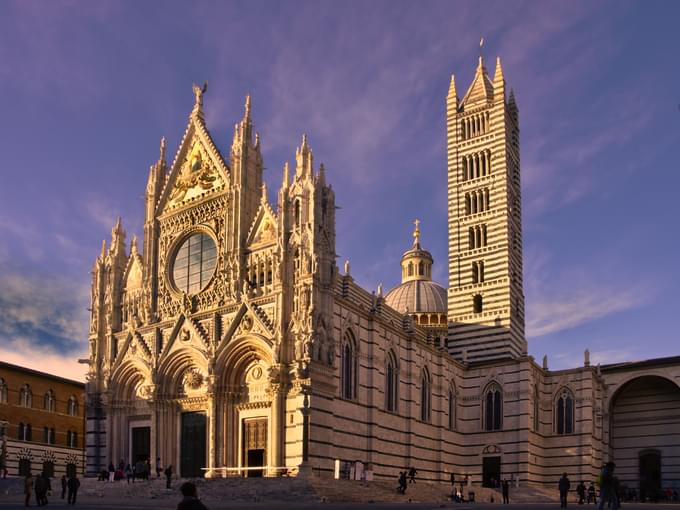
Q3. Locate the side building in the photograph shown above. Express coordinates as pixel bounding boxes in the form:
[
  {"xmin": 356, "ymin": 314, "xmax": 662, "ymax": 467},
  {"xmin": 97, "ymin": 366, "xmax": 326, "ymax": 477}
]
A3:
[{"xmin": 0, "ymin": 361, "xmax": 85, "ymax": 478}]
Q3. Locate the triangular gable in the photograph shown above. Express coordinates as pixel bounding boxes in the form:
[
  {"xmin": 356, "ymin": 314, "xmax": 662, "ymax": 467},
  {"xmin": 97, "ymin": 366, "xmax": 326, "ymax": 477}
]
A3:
[
  {"xmin": 123, "ymin": 253, "xmax": 144, "ymax": 291},
  {"xmin": 160, "ymin": 314, "xmax": 211, "ymax": 360},
  {"xmin": 220, "ymin": 301, "xmax": 275, "ymax": 346},
  {"xmin": 246, "ymin": 201, "xmax": 278, "ymax": 248},
  {"xmin": 113, "ymin": 330, "xmax": 153, "ymax": 369},
  {"xmin": 156, "ymin": 114, "xmax": 230, "ymax": 215}
]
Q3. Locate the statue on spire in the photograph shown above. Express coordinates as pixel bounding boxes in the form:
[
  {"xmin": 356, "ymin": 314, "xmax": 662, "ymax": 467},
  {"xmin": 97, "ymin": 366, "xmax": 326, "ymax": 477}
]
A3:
[
  {"xmin": 192, "ymin": 81, "xmax": 208, "ymax": 113},
  {"xmin": 413, "ymin": 218, "xmax": 421, "ymax": 247}
]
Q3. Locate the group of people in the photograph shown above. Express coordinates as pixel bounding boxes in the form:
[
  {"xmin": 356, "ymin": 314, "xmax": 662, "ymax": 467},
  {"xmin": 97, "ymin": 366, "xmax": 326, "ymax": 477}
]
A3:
[
  {"xmin": 99, "ymin": 458, "xmax": 174, "ymax": 489},
  {"xmin": 558, "ymin": 462, "xmax": 621, "ymax": 509},
  {"xmin": 23, "ymin": 472, "xmax": 80, "ymax": 506},
  {"xmin": 396, "ymin": 467, "xmax": 418, "ymax": 494}
]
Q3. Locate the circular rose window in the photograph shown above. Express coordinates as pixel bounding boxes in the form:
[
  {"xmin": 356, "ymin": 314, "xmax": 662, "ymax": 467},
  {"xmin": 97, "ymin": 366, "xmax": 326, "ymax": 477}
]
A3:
[{"xmin": 172, "ymin": 232, "xmax": 217, "ymax": 294}]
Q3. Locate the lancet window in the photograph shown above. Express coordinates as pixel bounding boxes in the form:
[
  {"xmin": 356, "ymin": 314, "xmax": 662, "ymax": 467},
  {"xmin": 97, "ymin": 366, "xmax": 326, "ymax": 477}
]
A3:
[
  {"xmin": 341, "ymin": 331, "xmax": 358, "ymax": 400},
  {"xmin": 484, "ymin": 383, "xmax": 503, "ymax": 431},
  {"xmin": 385, "ymin": 350, "xmax": 399, "ymax": 412},
  {"xmin": 555, "ymin": 388, "xmax": 575, "ymax": 435},
  {"xmin": 472, "ymin": 260, "xmax": 485, "ymax": 284},
  {"xmin": 460, "ymin": 111, "xmax": 490, "ymax": 140},
  {"xmin": 19, "ymin": 384, "xmax": 32, "ymax": 408},
  {"xmin": 448, "ymin": 383, "xmax": 457, "ymax": 430},
  {"xmin": 468, "ymin": 224, "xmax": 488, "ymax": 250},
  {"xmin": 420, "ymin": 368, "xmax": 431, "ymax": 422},
  {"xmin": 0, "ymin": 378, "xmax": 7, "ymax": 404},
  {"xmin": 461, "ymin": 150, "xmax": 492, "ymax": 181},
  {"xmin": 67, "ymin": 396, "xmax": 79, "ymax": 416},
  {"xmin": 43, "ymin": 390, "xmax": 56, "ymax": 412}
]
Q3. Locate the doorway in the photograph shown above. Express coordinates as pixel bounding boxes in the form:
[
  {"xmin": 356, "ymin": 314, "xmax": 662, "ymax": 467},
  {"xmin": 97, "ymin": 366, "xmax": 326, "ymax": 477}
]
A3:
[
  {"xmin": 18, "ymin": 458, "xmax": 31, "ymax": 476},
  {"xmin": 639, "ymin": 450, "xmax": 661, "ymax": 501},
  {"xmin": 243, "ymin": 418, "xmax": 267, "ymax": 477},
  {"xmin": 131, "ymin": 426, "xmax": 150, "ymax": 464},
  {"xmin": 482, "ymin": 456, "xmax": 501, "ymax": 488},
  {"xmin": 181, "ymin": 412, "xmax": 206, "ymax": 478}
]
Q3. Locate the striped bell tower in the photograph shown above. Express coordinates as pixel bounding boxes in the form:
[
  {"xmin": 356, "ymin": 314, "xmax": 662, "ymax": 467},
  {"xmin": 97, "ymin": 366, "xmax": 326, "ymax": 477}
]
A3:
[{"xmin": 446, "ymin": 55, "xmax": 526, "ymax": 362}]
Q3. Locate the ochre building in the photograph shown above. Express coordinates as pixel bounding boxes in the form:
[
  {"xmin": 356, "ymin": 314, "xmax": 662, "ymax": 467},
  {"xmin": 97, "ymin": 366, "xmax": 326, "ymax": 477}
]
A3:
[
  {"xmin": 85, "ymin": 57, "xmax": 680, "ymax": 495},
  {"xmin": 0, "ymin": 361, "xmax": 85, "ymax": 477}
]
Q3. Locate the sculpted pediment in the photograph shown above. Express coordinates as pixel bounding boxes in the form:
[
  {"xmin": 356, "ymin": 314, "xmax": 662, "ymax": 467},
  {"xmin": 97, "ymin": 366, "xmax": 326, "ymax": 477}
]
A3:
[
  {"xmin": 246, "ymin": 202, "xmax": 278, "ymax": 249},
  {"xmin": 157, "ymin": 117, "xmax": 230, "ymax": 215},
  {"xmin": 160, "ymin": 314, "xmax": 212, "ymax": 360}
]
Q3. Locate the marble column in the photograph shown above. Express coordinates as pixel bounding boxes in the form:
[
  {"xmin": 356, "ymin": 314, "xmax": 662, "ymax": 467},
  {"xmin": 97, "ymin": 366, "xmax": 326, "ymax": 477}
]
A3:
[{"xmin": 205, "ymin": 389, "xmax": 217, "ymax": 477}]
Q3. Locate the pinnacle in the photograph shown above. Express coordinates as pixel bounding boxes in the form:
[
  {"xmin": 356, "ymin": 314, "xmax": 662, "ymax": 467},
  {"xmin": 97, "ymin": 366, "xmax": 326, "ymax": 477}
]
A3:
[
  {"xmin": 493, "ymin": 56, "xmax": 505, "ymax": 84},
  {"xmin": 447, "ymin": 74, "xmax": 457, "ymax": 98}
]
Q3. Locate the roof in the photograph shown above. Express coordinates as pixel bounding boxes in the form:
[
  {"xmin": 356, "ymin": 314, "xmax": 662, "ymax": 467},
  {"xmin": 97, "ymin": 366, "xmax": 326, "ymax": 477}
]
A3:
[
  {"xmin": 384, "ymin": 279, "xmax": 447, "ymax": 314},
  {"xmin": 0, "ymin": 361, "xmax": 85, "ymax": 387}
]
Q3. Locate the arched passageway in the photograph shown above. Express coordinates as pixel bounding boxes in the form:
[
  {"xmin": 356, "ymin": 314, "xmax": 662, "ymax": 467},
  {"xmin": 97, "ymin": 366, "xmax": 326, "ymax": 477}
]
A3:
[{"xmin": 610, "ymin": 375, "xmax": 680, "ymax": 498}]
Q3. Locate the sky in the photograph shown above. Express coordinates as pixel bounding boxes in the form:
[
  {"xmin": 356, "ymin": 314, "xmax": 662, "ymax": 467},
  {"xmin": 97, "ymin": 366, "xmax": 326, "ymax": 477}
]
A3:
[{"xmin": 0, "ymin": 0, "xmax": 678, "ymax": 381}]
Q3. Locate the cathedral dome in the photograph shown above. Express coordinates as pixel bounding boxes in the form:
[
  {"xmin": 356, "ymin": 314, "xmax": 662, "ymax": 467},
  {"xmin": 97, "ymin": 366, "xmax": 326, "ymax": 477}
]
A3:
[
  {"xmin": 384, "ymin": 220, "xmax": 448, "ymax": 317},
  {"xmin": 384, "ymin": 279, "xmax": 447, "ymax": 314}
]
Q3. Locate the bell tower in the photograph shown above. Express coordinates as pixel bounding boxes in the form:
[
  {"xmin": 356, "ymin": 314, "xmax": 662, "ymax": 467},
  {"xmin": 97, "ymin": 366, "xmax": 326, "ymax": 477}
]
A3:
[{"xmin": 446, "ymin": 55, "xmax": 526, "ymax": 362}]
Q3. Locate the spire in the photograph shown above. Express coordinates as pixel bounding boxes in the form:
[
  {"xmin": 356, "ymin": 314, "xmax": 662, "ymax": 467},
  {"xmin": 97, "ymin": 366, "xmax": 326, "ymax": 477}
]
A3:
[
  {"xmin": 493, "ymin": 56, "xmax": 505, "ymax": 99},
  {"xmin": 317, "ymin": 162, "xmax": 326, "ymax": 185},
  {"xmin": 447, "ymin": 74, "xmax": 457, "ymax": 99},
  {"xmin": 282, "ymin": 161, "xmax": 290, "ymax": 188},
  {"xmin": 260, "ymin": 182, "xmax": 268, "ymax": 203},
  {"xmin": 244, "ymin": 94, "xmax": 251, "ymax": 123},
  {"xmin": 130, "ymin": 235, "xmax": 138, "ymax": 255},
  {"xmin": 462, "ymin": 54, "xmax": 494, "ymax": 106},
  {"xmin": 100, "ymin": 239, "xmax": 107, "ymax": 259},
  {"xmin": 110, "ymin": 217, "xmax": 126, "ymax": 257},
  {"xmin": 295, "ymin": 134, "xmax": 313, "ymax": 178},
  {"xmin": 508, "ymin": 88, "xmax": 517, "ymax": 107},
  {"xmin": 159, "ymin": 136, "xmax": 166, "ymax": 164}
]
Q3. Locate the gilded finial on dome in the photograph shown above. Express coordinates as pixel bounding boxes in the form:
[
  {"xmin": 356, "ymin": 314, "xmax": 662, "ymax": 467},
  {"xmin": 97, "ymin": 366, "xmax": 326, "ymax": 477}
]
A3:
[{"xmin": 413, "ymin": 218, "xmax": 421, "ymax": 247}]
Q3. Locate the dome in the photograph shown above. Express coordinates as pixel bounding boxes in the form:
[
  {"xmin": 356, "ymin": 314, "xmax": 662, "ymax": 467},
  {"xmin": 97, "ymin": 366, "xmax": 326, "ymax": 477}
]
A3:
[
  {"xmin": 384, "ymin": 279, "xmax": 447, "ymax": 314},
  {"xmin": 384, "ymin": 219, "xmax": 447, "ymax": 316}
]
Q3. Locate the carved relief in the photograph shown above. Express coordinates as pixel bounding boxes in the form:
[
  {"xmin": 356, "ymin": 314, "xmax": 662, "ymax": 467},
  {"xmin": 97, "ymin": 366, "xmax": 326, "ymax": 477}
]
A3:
[{"xmin": 170, "ymin": 140, "xmax": 222, "ymax": 205}]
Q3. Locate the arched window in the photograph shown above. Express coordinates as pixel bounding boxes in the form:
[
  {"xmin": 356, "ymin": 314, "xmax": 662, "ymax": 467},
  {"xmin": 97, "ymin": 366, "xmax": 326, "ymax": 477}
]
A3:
[
  {"xmin": 341, "ymin": 332, "xmax": 357, "ymax": 400},
  {"xmin": 67, "ymin": 430, "xmax": 78, "ymax": 448},
  {"xmin": 534, "ymin": 385, "xmax": 540, "ymax": 432},
  {"xmin": 43, "ymin": 390, "xmax": 55, "ymax": 412},
  {"xmin": 67, "ymin": 396, "xmax": 79, "ymax": 416},
  {"xmin": 385, "ymin": 351, "xmax": 399, "ymax": 412},
  {"xmin": 418, "ymin": 261, "xmax": 424, "ymax": 276},
  {"xmin": 472, "ymin": 262, "xmax": 479, "ymax": 284},
  {"xmin": 408, "ymin": 262, "xmax": 413, "ymax": 276},
  {"xmin": 448, "ymin": 383, "xmax": 457, "ymax": 430},
  {"xmin": 294, "ymin": 199, "xmax": 301, "ymax": 228},
  {"xmin": 19, "ymin": 384, "xmax": 32, "ymax": 408},
  {"xmin": 473, "ymin": 294, "xmax": 483, "ymax": 313},
  {"xmin": 555, "ymin": 388, "xmax": 575, "ymax": 434},
  {"xmin": 420, "ymin": 368, "xmax": 431, "ymax": 422},
  {"xmin": 0, "ymin": 378, "xmax": 7, "ymax": 404},
  {"xmin": 484, "ymin": 384, "xmax": 503, "ymax": 431},
  {"xmin": 18, "ymin": 422, "xmax": 32, "ymax": 441}
]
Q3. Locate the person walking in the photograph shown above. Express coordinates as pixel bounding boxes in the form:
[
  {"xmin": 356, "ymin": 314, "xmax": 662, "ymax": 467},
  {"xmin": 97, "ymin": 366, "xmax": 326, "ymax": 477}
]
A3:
[
  {"xmin": 67, "ymin": 475, "xmax": 80, "ymax": 505},
  {"xmin": 24, "ymin": 473, "xmax": 34, "ymax": 507},
  {"xmin": 165, "ymin": 465, "xmax": 173, "ymax": 489},
  {"xmin": 177, "ymin": 482, "xmax": 209, "ymax": 510},
  {"xmin": 408, "ymin": 466, "xmax": 417, "ymax": 484},
  {"xmin": 107, "ymin": 462, "xmax": 115, "ymax": 482},
  {"xmin": 587, "ymin": 482, "xmax": 597, "ymax": 504},
  {"xmin": 156, "ymin": 457, "xmax": 163, "ymax": 478},
  {"xmin": 596, "ymin": 462, "xmax": 619, "ymax": 510},
  {"xmin": 60, "ymin": 475, "xmax": 67, "ymax": 499},
  {"xmin": 577, "ymin": 481, "xmax": 586, "ymax": 504},
  {"xmin": 502, "ymin": 478, "xmax": 510, "ymax": 504},
  {"xmin": 397, "ymin": 471, "xmax": 407, "ymax": 494},
  {"xmin": 34, "ymin": 473, "xmax": 47, "ymax": 506},
  {"xmin": 559, "ymin": 472, "xmax": 571, "ymax": 508},
  {"xmin": 125, "ymin": 464, "xmax": 132, "ymax": 484}
]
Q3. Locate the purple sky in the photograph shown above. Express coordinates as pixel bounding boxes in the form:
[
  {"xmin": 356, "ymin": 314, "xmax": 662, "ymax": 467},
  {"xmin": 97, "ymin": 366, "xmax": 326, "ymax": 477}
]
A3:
[{"xmin": 0, "ymin": 1, "xmax": 678, "ymax": 380}]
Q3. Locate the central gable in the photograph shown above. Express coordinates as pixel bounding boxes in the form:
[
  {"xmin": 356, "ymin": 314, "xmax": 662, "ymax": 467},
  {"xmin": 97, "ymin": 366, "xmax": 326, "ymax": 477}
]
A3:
[{"xmin": 157, "ymin": 115, "xmax": 230, "ymax": 215}]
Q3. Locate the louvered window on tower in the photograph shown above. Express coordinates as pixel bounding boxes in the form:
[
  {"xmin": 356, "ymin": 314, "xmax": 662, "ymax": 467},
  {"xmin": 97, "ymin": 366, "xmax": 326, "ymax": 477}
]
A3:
[
  {"xmin": 468, "ymin": 224, "xmax": 488, "ymax": 250},
  {"xmin": 472, "ymin": 261, "xmax": 485, "ymax": 284}
]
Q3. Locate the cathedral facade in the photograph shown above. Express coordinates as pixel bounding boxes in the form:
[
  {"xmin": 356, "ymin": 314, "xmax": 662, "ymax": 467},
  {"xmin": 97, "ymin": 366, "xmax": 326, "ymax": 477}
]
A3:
[{"xmin": 86, "ymin": 58, "xmax": 680, "ymax": 493}]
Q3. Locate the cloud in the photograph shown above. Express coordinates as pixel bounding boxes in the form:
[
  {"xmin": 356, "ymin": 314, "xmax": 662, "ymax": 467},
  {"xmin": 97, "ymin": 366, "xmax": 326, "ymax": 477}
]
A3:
[
  {"xmin": 0, "ymin": 266, "xmax": 89, "ymax": 360},
  {"xmin": 0, "ymin": 337, "xmax": 87, "ymax": 382}
]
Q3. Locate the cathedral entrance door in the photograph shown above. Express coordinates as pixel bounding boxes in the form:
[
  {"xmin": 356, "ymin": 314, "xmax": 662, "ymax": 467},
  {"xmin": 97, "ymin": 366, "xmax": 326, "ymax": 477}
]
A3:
[
  {"xmin": 243, "ymin": 418, "xmax": 267, "ymax": 477},
  {"xmin": 131, "ymin": 426, "xmax": 150, "ymax": 463},
  {"xmin": 181, "ymin": 412, "xmax": 206, "ymax": 478},
  {"xmin": 482, "ymin": 456, "xmax": 501, "ymax": 487},
  {"xmin": 639, "ymin": 450, "xmax": 661, "ymax": 501}
]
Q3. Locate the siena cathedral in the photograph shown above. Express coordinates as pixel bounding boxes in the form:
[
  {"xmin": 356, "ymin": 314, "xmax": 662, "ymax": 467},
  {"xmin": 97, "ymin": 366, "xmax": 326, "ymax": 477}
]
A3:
[{"xmin": 85, "ymin": 56, "xmax": 680, "ymax": 493}]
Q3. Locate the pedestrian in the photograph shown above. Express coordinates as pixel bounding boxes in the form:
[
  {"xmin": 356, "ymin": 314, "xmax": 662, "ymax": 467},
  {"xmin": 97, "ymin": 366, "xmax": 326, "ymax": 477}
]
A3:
[
  {"xmin": 559, "ymin": 472, "xmax": 571, "ymax": 508},
  {"xmin": 596, "ymin": 462, "xmax": 619, "ymax": 510},
  {"xmin": 577, "ymin": 481, "xmax": 586, "ymax": 505},
  {"xmin": 61, "ymin": 475, "xmax": 67, "ymax": 499},
  {"xmin": 34, "ymin": 472, "xmax": 47, "ymax": 506},
  {"xmin": 396, "ymin": 471, "xmax": 407, "ymax": 494},
  {"xmin": 502, "ymin": 478, "xmax": 510, "ymax": 504},
  {"xmin": 24, "ymin": 473, "xmax": 34, "ymax": 507},
  {"xmin": 145, "ymin": 458, "xmax": 151, "ymax": 480},
  {"xmin": 587, "ymin": 482, "xmax": 597, "ymax": 504},
  {"xmin": 177, "ymin": 481, "xmax": 209, "ymax": 510},
  {"xmin": 125, "ymin": 464, "xmax": 132, "ymax": 484},
  {"xmin": 108, "ymin": 462, "xmax": 115, "ymax": 482},
  {"xmin": 67, "ymin": 475, "xmax": 80, "ymax": 505},
  {"xmin": 156, "ymin": 457, "xmax": 163, "ymax": 478},
  {"xmin": 165, "ymin": 465, "xmax": 173, "ymax": 489},
  {"xmin": 408, "ymin": 466, "xmax": 417, "ymax": 483}
]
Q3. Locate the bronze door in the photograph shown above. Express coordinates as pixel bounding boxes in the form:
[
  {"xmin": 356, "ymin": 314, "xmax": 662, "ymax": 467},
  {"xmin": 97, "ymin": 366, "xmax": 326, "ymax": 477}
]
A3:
[{"xmin": 243, "ymin": 418, "xmax": 267, "ymax": 477}]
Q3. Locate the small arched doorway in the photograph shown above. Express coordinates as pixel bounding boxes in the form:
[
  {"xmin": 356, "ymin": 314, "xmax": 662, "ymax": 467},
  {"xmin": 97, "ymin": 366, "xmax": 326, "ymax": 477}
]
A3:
[{"xmin": 639, "ymin": 450, "xmax": 661, "ymax": 500}]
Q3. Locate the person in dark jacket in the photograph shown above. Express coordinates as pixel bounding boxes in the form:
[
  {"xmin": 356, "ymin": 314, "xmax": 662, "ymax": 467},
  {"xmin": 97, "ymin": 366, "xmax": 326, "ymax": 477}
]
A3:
[
  {"xmin": 576, "ymin": 481, "xmax": 586, "ymax": 504},
  {"xmin": 177, "ymin": 482, "xmax": 209, "ymax": 510},
  {"xmin": 61, "ymin": 475, "xmax": 67, "ymax": 499},
  {"xmin": 67, "ymin": 476, "xmax": 80, "ymax": 505},
  {"xmin": 165, "ymin": 465, "xmax": 173, "ymax": 489},
  {"xmin": 559, "ymin": 473, "xmax": 571, "ymax": 508},
  {"xmin": 24, "ymin": 473, "xmax": 34, "ymax": 507},
  {"xmin": 502, "ymin": 479, "xmax": 510, "ymax": 504}
]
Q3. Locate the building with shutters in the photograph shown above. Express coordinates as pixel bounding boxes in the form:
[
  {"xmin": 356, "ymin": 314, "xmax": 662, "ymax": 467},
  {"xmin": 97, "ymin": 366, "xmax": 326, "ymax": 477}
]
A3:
[
  {"xmin": 0, "ymin": 361, "xmax": 85, "ymax": 478},
  {"xmin": 84, "ymin": 57, "xmax": 680, "ymax": 495}
]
